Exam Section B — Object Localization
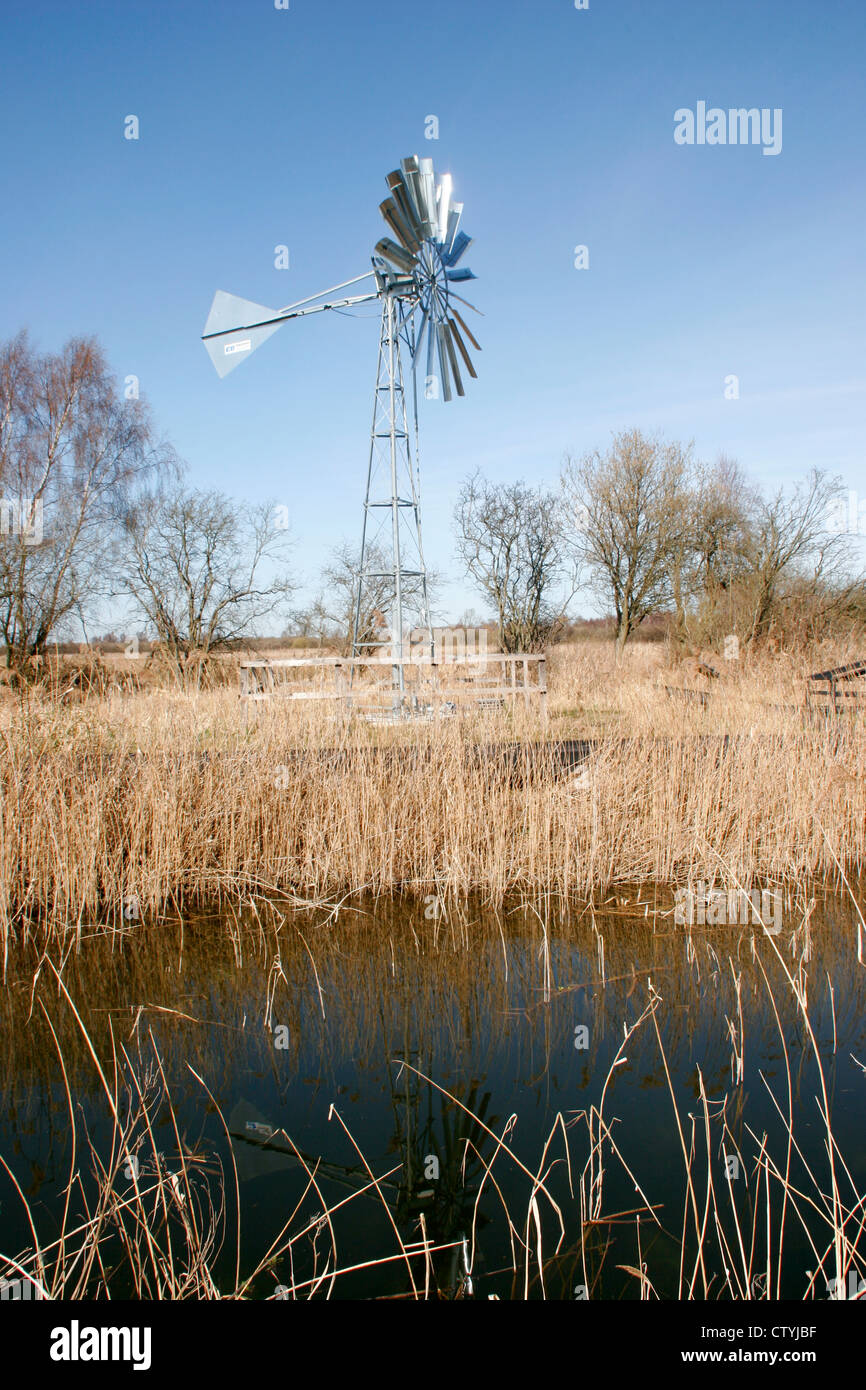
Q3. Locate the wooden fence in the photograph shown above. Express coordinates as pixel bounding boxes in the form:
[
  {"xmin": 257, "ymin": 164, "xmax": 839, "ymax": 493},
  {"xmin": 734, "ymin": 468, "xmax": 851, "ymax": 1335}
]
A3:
[
  {"xmin": 239, "ymin": 652, "xmax": 547, "ymax": 722},
  {"xmin": 806, "ymin": 660, "xmax": 866, "ymax": 716}
]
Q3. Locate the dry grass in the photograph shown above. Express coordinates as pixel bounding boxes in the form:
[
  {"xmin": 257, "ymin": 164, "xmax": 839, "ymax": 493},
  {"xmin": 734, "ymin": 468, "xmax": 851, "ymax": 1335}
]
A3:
[{"xmin": 0, "ymin": 642, "xmax": 863, "ymax": 941}]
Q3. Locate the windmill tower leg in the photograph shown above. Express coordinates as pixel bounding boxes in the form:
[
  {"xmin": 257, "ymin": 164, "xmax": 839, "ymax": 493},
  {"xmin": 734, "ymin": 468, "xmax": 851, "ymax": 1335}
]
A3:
[{"xmin": 352, "ymin": 290, "xmax": 432, "ymax": 711}]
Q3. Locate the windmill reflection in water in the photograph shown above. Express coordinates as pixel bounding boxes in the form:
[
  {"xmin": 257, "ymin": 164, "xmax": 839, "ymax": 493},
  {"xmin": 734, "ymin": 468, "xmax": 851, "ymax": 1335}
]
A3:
[{"xmin": 229, "ymin": 1061, "xmax": 496, "ymax": 1299}]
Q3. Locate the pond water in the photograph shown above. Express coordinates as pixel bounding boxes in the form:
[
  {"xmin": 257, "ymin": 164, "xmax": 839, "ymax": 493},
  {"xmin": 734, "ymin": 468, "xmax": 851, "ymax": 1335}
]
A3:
[{"xmin": 1, "ymin": 888, "xmax": 864, "ymax": 1301}]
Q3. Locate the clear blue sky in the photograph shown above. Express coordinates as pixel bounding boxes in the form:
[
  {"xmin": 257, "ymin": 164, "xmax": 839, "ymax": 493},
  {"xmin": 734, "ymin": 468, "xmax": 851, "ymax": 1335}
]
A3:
[{"xmin": 2, "ymin": 0, "xmax": 864, "ymax": 623}]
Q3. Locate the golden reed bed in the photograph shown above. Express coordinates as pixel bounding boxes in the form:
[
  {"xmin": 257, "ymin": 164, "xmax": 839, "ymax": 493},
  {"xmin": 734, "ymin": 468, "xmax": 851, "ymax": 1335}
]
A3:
[{"xmin": 0, "ymin": 643, "xmax": 863, "ymax": 938}]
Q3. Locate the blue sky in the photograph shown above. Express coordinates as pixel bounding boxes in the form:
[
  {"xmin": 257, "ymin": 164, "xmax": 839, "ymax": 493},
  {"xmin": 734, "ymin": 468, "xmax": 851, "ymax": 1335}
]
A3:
[{"xmin": 2, "ymin": 0, "xmax": 864, "ymax": 624}]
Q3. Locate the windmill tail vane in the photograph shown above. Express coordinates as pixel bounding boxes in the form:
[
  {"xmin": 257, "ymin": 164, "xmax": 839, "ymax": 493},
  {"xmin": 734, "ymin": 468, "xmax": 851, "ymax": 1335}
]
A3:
[
  {"xmin": 202, "ymin": 155, "xmax": 481, "ymax": 707},
  {"xmin": 201, "ymin": 272, "xmax": 381, "ymax": 379}
]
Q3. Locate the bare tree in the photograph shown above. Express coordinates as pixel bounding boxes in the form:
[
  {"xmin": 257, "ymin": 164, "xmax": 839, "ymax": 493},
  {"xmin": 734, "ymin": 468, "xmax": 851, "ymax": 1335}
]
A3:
[
  {"xmin": 323, "ymin": 540, "xmax": 394, "ymax": 656},
  {"xmin": 565, "ymin": 433, "xmax": 857, "ymax": 653},
  {"xmin": 454, "ymin": 472, "xmax": 568, "ymax": 652},
  {"xmin": 297, "ymin": 541, "xmax": 439, "ymax": 657},
  {"xmin": 669, "ymin": 455, "xmax": 759, "ymax": 650},
  {"xmin": 691, "ymin": 456, "xmax": 758, "ymax": 596},
  {"xmin": 740, "ymin": 468, "xmax": 853, "ymax": 645},
  {"xmin": 115, "ymin": 481, "xmax": 294, "ymax": 684},
  {"xmin": 286, "ymin": 602, "xmax": 338, "ymax": 651},
  {"xmin": 0, "ymin": 332, "xmax": 172, "ymax": 674},
  {"xmin": 562, "ymin": 428, "xmax": 692, "ymax": 655}
]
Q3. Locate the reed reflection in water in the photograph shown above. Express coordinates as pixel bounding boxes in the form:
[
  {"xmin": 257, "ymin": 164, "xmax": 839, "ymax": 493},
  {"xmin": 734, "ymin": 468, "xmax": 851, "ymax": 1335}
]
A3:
[{"xmin": 1, "ymin": 887, "xmax": 864, "ymax": 1300}]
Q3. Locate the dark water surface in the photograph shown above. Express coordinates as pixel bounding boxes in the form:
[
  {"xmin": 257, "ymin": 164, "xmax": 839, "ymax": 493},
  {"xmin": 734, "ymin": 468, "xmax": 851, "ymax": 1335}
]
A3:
[{"xmin": 1, "ymin": 889, "xmax": 864, "ymax": 1300}]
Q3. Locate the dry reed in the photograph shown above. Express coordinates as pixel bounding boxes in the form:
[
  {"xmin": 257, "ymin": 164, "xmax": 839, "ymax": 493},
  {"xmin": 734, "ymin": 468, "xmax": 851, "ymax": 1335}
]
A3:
[{"xmin": 0, "ymin": 643, "xmax": 863, "ymax": 942}]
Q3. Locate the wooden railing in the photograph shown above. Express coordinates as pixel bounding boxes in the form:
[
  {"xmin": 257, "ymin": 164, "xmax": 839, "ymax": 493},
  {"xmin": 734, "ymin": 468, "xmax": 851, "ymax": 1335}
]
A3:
[
  {"xmin": 806, "ymin": 660, "xmax": 866, "ymax": 716},
  {"xmin": 239, "ymin": 652, "xmax": 547, "ymax": 721}
]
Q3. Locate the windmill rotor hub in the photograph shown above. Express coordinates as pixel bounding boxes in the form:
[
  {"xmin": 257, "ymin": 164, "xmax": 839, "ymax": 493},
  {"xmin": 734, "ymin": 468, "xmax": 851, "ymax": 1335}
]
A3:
[{"xmin": 415, "ymin": 241, "xmax": 449, "ymax": 319}]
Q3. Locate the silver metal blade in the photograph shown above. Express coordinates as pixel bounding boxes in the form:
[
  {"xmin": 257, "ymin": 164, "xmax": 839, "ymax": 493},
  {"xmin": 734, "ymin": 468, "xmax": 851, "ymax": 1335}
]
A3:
[
  {"xmin": 426, "ymin": 308, "xmax": 437, "ymax": 386},
  {"xmin": 443, "ymin": 230, "xmax": 473, "ymax": 267},
  {"xmin": 448, "ymin": 316, "xmax": 478, "ymax": 378},
  {"xmin": 374, "ymin": 238, "xmax": 416, "ymax": 275},
  {"xmin": 387, "ymin": 172, "xmax": 424, "ymax": 241},
  {"xmin": 380, "ymin": 198, "xmax": 418, "ymax": 254},
  {"xmin": 202, "ymin": 291, "xmax": 282, "ymax": 378},
  {"xmin": 414, "ymin": 306, "xmax": 430, "ymax": 369},
  {"xmin": 402, "ymin": 156, "xmax": 436, "ymax": 239},
  {"xmin": 448, "ymin": 291, "xmax": 484, "ymax": 316},
  {"xmin": 419, "ymin": 157, "xmax": 437, "ymax": 230},
  {"xmin": 436, "ymin": 173, "xmax": 452, "ymax": 244},
  {"xmin": 443, "ymin": 322, "xmax": 464, "ymax": 397},
  {"xmin": 409, "ymin": 172, "xmax": 437, "ymax": 238},
  {"xmin": 443, "ymin": 203, "xmax": 462, "ymax": 254},
  {"xmin": 397, "ymin": 158, "xmax": 423, "ymax": 223},
  {"xmin": 451, "ymin": 307, "xmax": 482, "ymax": 352},
  {"xmin": 436, "ymin": 324, "xmax": 453, "ymax": 402}
]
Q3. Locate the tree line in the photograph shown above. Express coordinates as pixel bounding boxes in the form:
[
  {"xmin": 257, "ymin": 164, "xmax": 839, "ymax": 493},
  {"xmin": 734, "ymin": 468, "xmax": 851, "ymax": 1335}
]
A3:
[
  {"xmin": 454, "ymin": 429, "xmax": 863, "ymax": 656},
  {"xmin": 2, "ymin": 332, "xmax": 862, "ymax": 681},
  {"xmin": 0, "ymin": 333, "xmax": 292, "ymax": 683}
]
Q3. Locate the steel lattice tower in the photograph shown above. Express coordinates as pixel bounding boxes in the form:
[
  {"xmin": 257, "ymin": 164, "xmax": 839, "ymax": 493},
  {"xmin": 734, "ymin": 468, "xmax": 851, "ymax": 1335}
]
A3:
[{"xmin": 352, "ymin": 286, "xmax": 432, "ymax": 698}]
